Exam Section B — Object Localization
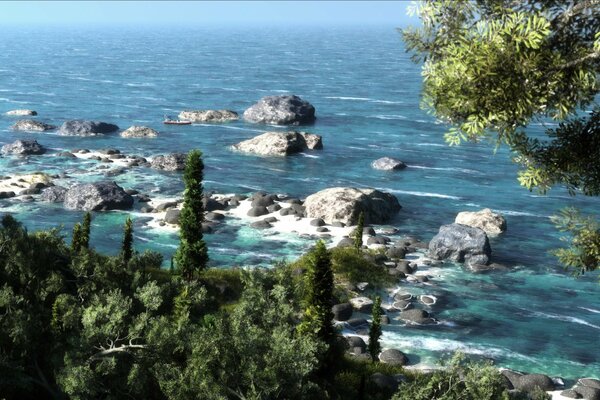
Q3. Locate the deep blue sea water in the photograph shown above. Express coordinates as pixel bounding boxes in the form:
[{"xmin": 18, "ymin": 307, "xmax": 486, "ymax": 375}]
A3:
[{"xmin": 0, "ymin": 26, "xmax": 598, "ymax": 380}]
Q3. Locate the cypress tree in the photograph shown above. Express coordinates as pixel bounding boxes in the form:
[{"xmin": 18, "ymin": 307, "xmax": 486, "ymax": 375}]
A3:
[
  {"xmin": 81, "ymin": 212, "xmax": 91, "ymax": 249},
  {"xmin": 174, "ymin": 149, "xmax": 208, "ymax": 281},
  {"xmin": 354, "ymin": 211, "xmax": 364, "ymax": 252},
  {"xmin": 368, "ymin": 296, "xmax": 382, "ymax": 362},
  {"xmin": 121, "ymin": 217, "xmax": 133, "ymax": 266},
  {"xmin": 71, "ymin": 223, "xmax": 82, "ymax": 253}
]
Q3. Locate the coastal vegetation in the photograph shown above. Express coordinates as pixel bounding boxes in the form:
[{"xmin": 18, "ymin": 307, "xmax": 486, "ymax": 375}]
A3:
[{"xmin": 402, "ymin": 0, "xmax": 600, "ymax": 275}]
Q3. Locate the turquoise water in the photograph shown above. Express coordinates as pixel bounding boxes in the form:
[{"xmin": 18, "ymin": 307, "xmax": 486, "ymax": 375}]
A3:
[{"xmin": 0, "ymin": 26, "xmax": 598, "ymax": 380}]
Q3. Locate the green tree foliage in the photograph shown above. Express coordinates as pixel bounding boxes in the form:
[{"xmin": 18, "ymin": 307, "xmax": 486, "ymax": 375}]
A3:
[
  {"xmin": 121, "ymin": 217, "xmax": 134, "ymax": 266},
  {"xmin": 81, "ymin": 212, "xmax": 91, "ymax": 249},
  {"xmin": 0, "ymin": 215, "xmax": 327, "ymax": 400},
  {"xmin": 368, "ymin": 296, "xmax": 382, "ymax": 362},
  {"xmin": 71, "ymin": 222, "xmax": 82, "ymax": 253},
  {"xmin": 403, "ymin": 0, "xmax": 600, "ymax": 272},
  {"xmin": 552, "ymin": 207, "xmax": 600, "ymax": 276},
  {"xmin": 354, "ymin": 211, "xmax": 365, "ymax": 252},
  {"xmin": 175, "ymin": 149, "xmax": 209, "ymax": 281}
]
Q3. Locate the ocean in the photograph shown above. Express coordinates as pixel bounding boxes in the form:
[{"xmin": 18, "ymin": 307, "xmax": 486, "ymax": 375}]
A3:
[{"xmin": 0, "ymin": 25, "xmax": 598, "ymax": 380}]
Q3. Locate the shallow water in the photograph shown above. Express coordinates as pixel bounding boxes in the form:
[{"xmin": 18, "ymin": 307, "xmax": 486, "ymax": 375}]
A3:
[{"xmin": 0, "ymin": 25, "xmax": 598, "ymax": 379}]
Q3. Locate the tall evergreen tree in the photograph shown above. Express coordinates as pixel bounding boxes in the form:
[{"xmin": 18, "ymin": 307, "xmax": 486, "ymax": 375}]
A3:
[
  {"xmin": 81, "ymin": 212, "xmax": 91, "ymax": 249},
  {"xmin": 71, "ymin": 223, "xmax": 82, "ymax": 253},
  {"xmin": 300, "ymin": 240, "xmax": 336, "ymax": 378},
  {"xmin": 368, "ymin": 296, "xmax": 382, "ymax": 362},
  {"xmin": 121, "ymin": 217, "xmax": 133, "ymax": 266},
  {"xmin": 174, "ymin": 149, "xmax": 208, "ymax": 281},
  {"xmin": 354, "ymin": 212, "xmax": 364, "ymax": 252}
]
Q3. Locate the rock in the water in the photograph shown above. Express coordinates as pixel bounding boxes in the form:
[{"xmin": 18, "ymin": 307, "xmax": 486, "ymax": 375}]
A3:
[
  {"xmin": 63, "ymin": 182, "xmax": 134, "ymax": 211},
  {"xmin": 310, "ymin": 218, "xmax": 326, "ymax": 227},
  {"xmin": 0, "ymin": 191, "xmax": 16, "ymax": 199},
  {"xmin": 58, "ymin": 120, "xmax": 119, "ymax": 136},
  {"xmin": 399, "ymin": 309, "xmax": 436, "ymax": 325},
  {"xmin": 231, "ymin": 131, "xmax": 322, "ymax": 156},
  {"xmin": 514, "ymin": 374, "xmax": 555, "ymax": 393},
  {"xmin": 349, "ymin": 297, "xmax": 373, "ymax": 313},
  {"xmin": 120, "ymin": 125, "xmax": 158, "ymax": 138},
  {"xmin": 6, "ymin": 109, "xmax": 37, "ymax": 116},
  {"xmin": 332, "ymin": 303, "xmax": 353, "ymax": 321},
  {"xmin": 178, "ymin": 109, "xmax": 238, "ymax": 122},
  {"xmin": 304, "ymin": 187, "xmax": 401, "ymax": 225},
  {"xmin": 429, "ymin": 223, "xmax": 492, "ymax": 266},
  {"xmin": 1, "ymin": 140, "xmax": 46, "ymax": 155},
  {"xmin": 251, "ymin": 220, "xmax": 272, "ymax": 229},
  {"xmin": 455, "ymin": 208, "xmax": 507, "ymax": 234},
  {"xmin": 12, "ymin": 119, "xmax": 56, "ymax": 132},
  {"xmin": 151, "ymin": 153, "xmax": 187, "ymax": 171},
  {"xmin": 379, "ymin": 349, "xmax": 409, "ymax": 366},
  {"xmin": 164, "ymin": 209, "xmax": 181, "ymax": 224},
  {"xmin": 248, "ymin": 206, "xmax": 269, "ymax": 217},
  {"xmin": 371, "ymin": 157, "xmax": 407, "ymax": 171},
  {"xmin": 243, "ymin": 95, "xmax": 316, "ymax": 125},
  {"xmin": 386, "ymin": 246, "xmax": 407, "ymax": 259}
]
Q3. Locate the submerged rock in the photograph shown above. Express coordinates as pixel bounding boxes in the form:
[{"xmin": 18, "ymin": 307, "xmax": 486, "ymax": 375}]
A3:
[
  {"xmin": 455, "ymin": 208, "xmax": 507, "ymax": 234},
  {"xmin": 58, "ymin": 120, "xmax": 119, "ymax": 136},
  {"xmin": 1, "ymin": 140, "xmax": 46, "ymax": 155},
  {"xmin": 151, "ymin": 153, "xmax": 187, "ymax": 171},
  {"xmin": 64, "ymin": 182, "xmax": 134, "ymax": 211},
  {"xmin": 120, "ymin": 125, "xmax": 158, "ymax": 138},
  {"xmin": 243, "ymin": 95, "xmax": 316, "ymax": 125},
  {"xmin": 232, "ymin": 131, "xmax": 322, "ymax": 156},
  {"xmin": 429, "ymin": 223, "xmax": 491, "ymax": 266},
  {"xmin": 304, "ymin": 187, "xmax": 401, "ymax": 225},
  {"xmin": 6, "ymin": 109, "xmax": 37, "ymax": 116},
  {"xmin": 12, "ymin": 119, "xmax": 56, "ymax": 132},
  {"xmin": 178, "ymin": 109, "xmax": 238, "ymax": 122},
  {"xmin": 371, "ymin": 157, "xmax": 407, "ymax": 171}
]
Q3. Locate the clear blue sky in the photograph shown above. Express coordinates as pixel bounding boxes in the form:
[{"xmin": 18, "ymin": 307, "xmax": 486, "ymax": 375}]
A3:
[{"xmin": 0, "ymin": 1, "xmax": 415, "ymax": 27}]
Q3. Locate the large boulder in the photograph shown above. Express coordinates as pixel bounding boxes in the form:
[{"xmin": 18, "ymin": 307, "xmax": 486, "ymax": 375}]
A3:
[
  {"xmin": 151, "ymin": 153, "xmax": 186, "ymax": 171},
  {"xmin": 399, "ymin": 309, "xmax": 436, "ymax": 325},
  {"xmin": 178, "ymin": 110, "xmax": 238, "ymax": 122},
  {"xmin": 371, "ymin": 157, "xmax": 407, "ymax": 171},
  {"xmin": 6, "ymin": 109, "xmax": 37, "ymax": 116},
  {"xmin": 332, "ymin": 303, "xmax": 353, "ymax": 321},
  {"xmin": 1, "ymin": 140, "xmax": 46, "ymax": 155},
  {"xmin": 231, "ymin": 131, "xmax": 322, "ymax": 156},
  {"xmin": 429, "ymin": 223, "xmax": 492, "ymax": 266},
  {"xmin": 58, "ymin": 120, "xmax": 119, "ymax": 136},
  {"xmin": 40, "ymin": 186, "xmax": 68, "ymax": 203},
  {"xmin": 63, "ymin": 182, "xmax": 134, "ymax": 211},
  {"xmin": 12, "ymin": 119, "xmax": 56, "ymax": 132},
  {"xmin": 379, "ymin": 349, "xmax": 409, "ymax": 366},
  {"xmin": 243, "ymin": 95, "xmax": 316, "ymax": 125},
  {"xmin": 304, "ymin": 187, "xmax": 401, "ymax": 225},
  {"xmin": 164, "ymin": 209, "xmax": 181, "ymax": 225},
  {"xmin": 120, "ymin": 126, "xmax": 158, "ymax": 138},
  {"xmin": 455, "ymin": 208, "xmax": 507, "ymax": 234}
]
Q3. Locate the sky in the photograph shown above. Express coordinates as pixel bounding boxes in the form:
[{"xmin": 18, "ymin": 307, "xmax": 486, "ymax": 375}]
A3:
[{"xmin": 0, "ymin": 1, "xmax": 416, "ymax": 27}]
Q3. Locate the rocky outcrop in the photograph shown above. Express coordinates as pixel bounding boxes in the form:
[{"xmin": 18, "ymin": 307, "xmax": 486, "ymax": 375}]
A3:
[
  {"xmin": 429, "ymin": 223, "xmax": 491, "ymax": 266},
  {"xmin": 1, "ymin": 140, "xmax": 46, "ymax": 155},
  {"xmin": 6, "ymin": 109, "xmax": 37, "ymax": 116},
  {"xmin": 58, "ymin": 120, "xmax": 119, "ymax": 136},
  {"xmin": 243, "ymin": 95, "xmax": 316, "ymax": 125},
  {"xmin": 151, "ymin": 153, "xmax": 186, "ymax": 171},
  {"xmin": 63, "ymin": 182, "xmax": 134, "ymax": 211},
  {"xmin": 12, "ymin": 119, "xmax": 56, "ymax": 132},
  {"xmin": 455, "ymin": 208, "xmax": 506, "ymax": 234},
  {"xmin": 40, "ymin": 186, "xmax": 68, "ymax": 203},
  {"xmin": 120, "ymin": 126, "xmax": 158, "ymax": 138},
  {"xmin": 500, "ymin": 370, "xmax": 555, "ymax": 393},
  {"xmin": 178, "ymin": 110, "xmax": 238, "ymax": 122},
  {"xmin": 371, "ymin": 157, "xmax": 407, "ymax": 171},
  {"xmin": 304, "ymin": 187, "xmax": 401, "ymax": 225},
  {"xmin": 231, "ymin": 131, "xmax": 322, "ymax": 156}
]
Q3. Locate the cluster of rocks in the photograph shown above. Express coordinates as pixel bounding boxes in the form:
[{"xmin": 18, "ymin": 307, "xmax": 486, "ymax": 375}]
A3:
[
  {"xmin": 179, "ymin": 109, "xmax": 238, "ymax": 123},
  {"xmin": 501, "ymin": 370, "xmax": 600, "ymax": 399}
]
